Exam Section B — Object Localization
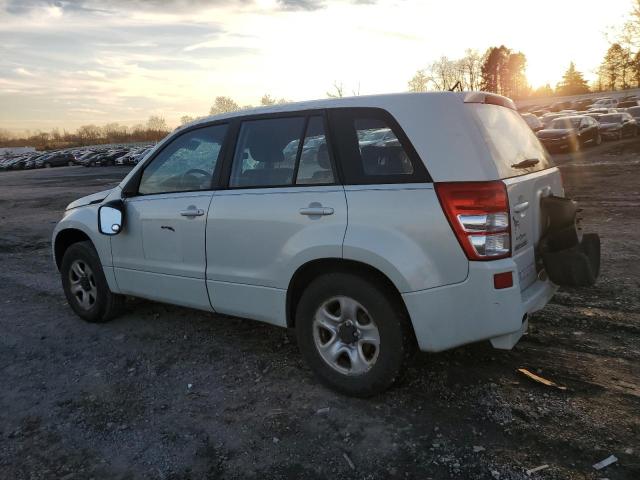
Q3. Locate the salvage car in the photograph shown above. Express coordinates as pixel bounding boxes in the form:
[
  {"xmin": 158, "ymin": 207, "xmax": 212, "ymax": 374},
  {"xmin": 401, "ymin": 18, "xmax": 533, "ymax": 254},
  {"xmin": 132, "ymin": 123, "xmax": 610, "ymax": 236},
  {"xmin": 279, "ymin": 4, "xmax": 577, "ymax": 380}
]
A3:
[
  {"xmin": 536, "ymin": 115, "xmax": 601, "ymax": 151},
  {"xmin": 597, "ymin": 113, "xmax": 638, "ymax": 140},
  {"xmin": 52, "ymin": 92, "xmax": 600, "ymax": 396},
  {"xmin": 521, "ymin": 113, "xmax": 543, "ymax": 132}
]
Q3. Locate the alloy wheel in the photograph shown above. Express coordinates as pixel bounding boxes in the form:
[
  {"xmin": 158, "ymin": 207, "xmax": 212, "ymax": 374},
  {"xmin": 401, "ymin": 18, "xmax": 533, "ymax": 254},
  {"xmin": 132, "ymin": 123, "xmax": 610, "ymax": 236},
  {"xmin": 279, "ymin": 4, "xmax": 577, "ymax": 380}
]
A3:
[
  {"xmin": 312, "ymin": 296, "xmax": 380, "ymax": 376},
  {"xmin": 68, "ymin": 260, "xmax": 98, "ymax": 310}
]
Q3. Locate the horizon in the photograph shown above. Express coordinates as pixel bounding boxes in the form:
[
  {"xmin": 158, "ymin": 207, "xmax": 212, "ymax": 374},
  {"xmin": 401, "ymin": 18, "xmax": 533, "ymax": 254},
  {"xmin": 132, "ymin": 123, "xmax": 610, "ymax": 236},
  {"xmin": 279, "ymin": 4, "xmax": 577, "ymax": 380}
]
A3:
[{"xmin": 0, "ymin": 0, "xmax": 632, "ymax": 133}]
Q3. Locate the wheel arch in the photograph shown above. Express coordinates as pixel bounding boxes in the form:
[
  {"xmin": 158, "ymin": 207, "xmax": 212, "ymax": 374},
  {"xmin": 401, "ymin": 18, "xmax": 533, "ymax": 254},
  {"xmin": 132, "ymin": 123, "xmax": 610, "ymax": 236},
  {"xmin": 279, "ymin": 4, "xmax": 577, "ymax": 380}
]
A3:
[
  {"xmin": 53, "ymin": 228, "xmax": 92, "ymax": 270},
  {"xmin": 285, "ymin": 258, "xmax": 412, "ymax": 330}
]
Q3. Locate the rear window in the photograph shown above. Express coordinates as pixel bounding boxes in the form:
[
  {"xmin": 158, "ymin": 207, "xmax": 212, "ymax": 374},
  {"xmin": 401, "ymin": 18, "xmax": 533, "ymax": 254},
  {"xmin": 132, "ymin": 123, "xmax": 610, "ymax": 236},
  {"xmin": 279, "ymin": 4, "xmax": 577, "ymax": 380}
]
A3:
[{"xmin": 469, "ymin": 104, "xmax": 554, "ymax": 178}]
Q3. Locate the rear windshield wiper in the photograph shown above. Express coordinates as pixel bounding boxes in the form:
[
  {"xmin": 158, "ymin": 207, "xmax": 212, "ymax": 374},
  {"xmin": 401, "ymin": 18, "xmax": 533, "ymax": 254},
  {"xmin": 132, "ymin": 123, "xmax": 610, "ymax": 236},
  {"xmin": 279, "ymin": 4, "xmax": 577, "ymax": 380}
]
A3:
[{"xmin": 511, "ymin": 158, "xmax": 540, "ymax": 169}]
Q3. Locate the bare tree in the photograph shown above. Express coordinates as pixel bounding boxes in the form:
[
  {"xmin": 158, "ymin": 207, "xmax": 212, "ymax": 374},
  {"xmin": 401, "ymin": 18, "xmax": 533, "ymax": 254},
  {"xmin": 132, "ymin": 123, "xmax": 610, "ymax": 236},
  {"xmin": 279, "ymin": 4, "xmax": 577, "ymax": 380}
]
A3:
[
  {"xmin": 261, "ymin": 94, "xmax": 277, "ymax": 106},
  {"xmin": 147, "ymin": 116, "xmax": 168, "ymax": 132},
  {"xmin": 408, "ymin": 70, "xmax": 429, "ymax": 92},
  {"xmin": 460, "ymin": 49, "xmax": 482, "ymax": 90},
  {"xmin": 326, "ymin": 81, "xmax": 345, "ymax": 98},
  {"xmin": 209, "ymin": 96, "xmax": 239, "ymax": 115},
  {"xmin": 180, "ymin": 115, "xmax": 194, "ymax": 126}
]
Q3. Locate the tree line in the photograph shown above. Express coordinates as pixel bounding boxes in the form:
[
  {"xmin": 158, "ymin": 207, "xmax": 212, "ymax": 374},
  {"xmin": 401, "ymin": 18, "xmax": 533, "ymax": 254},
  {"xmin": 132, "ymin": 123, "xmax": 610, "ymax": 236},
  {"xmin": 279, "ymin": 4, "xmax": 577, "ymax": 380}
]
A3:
[
  {"xmin": 406, "ymin": 46, "xmax": 591, "ymax": 99},
  {"xmin": 0, "ymin": 115, "xmax": 170, "ymax": 150}
]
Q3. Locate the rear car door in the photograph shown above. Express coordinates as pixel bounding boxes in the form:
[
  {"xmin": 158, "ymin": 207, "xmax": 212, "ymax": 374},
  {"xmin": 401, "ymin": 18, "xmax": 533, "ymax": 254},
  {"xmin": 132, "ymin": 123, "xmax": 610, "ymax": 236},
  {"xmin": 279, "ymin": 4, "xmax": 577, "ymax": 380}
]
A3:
[
  {"xmin": 111, "ymin": 124, "xmax": 228, "ymax": 310},
  {"xmin": 468, "ymin": 104, "xmax": 563, "ymax": 291},
  {"xmin": 205, "ymin": 113, "xmax": 347, "ymax": 326}
]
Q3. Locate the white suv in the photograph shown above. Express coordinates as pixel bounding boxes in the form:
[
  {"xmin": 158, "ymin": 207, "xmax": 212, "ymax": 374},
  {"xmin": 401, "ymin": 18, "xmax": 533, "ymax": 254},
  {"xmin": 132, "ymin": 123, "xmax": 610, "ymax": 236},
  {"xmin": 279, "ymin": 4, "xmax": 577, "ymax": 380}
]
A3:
[{"xmin": 52, "ymin": 92, "xmax": 600, "ymax": 396}]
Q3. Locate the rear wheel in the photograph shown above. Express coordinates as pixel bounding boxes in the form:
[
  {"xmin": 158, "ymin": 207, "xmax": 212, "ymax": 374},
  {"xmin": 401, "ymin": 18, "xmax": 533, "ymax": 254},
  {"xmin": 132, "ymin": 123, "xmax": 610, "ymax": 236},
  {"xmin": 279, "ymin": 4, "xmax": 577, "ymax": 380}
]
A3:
[
  {"xmin": 61, "ymin": 241, "xmax": 124, "ymax": 323},
  {"xmin": 295, "ymin": 273, "xmax": 415, "ymax": 397}
]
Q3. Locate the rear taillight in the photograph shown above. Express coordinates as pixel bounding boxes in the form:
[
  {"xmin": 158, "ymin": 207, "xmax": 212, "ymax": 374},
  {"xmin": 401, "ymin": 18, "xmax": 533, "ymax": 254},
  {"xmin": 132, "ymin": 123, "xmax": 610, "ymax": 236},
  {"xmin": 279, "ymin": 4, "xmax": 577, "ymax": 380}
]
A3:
[{"xmin": 435, "ymin": 181, "xmax": 511, "ymax": 261}]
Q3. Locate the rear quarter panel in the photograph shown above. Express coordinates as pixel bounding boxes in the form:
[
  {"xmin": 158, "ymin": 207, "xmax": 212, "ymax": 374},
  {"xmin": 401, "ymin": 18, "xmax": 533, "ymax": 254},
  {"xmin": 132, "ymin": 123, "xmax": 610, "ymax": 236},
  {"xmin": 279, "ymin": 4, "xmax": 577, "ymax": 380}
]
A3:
[{"xmin": 342, "ymin": 184, "xmax": 469, "ymax": 292}]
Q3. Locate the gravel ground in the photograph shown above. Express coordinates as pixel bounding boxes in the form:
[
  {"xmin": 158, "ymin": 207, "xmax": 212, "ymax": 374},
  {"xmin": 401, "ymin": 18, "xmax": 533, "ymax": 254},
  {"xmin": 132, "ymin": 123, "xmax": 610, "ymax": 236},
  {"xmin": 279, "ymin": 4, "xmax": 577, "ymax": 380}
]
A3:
[{"xmin": 0, "ymin": 141, "xmax": 639, "ymax": 480}]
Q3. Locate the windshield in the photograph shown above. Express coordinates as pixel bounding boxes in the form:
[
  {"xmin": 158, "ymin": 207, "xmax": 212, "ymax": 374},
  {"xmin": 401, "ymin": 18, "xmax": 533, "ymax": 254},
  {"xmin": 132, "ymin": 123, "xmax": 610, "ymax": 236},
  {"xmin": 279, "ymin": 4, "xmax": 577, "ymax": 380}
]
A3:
[
  {"xmin": 599, "ymin": 114, "xmax": 622, "ymax": 123},
  {"xmin": 469, "ymin": 104, "xmax": 554, "ymax": 178},
  {"xmin": 550, "ymin": 118, "xmax": 580, "ymax": 129}
]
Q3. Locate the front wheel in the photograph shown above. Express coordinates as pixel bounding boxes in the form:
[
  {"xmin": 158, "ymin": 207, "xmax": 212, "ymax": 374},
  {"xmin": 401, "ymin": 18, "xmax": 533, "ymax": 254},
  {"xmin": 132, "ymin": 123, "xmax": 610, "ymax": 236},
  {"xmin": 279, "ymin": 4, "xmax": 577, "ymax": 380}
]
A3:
[
  {"xmin": 295, "ymin": 273, "xmax": 416, "ymax": 397},
  {"xmin": 61, "ymin": 241, "xmax": 124, "ymax": 323}
]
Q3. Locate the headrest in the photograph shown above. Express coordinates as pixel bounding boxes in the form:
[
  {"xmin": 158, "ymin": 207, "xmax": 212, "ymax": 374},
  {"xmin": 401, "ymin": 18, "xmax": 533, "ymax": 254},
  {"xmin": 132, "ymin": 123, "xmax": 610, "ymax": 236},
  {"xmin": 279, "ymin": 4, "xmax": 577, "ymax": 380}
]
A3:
[{"xmin": 316, "ymin": 143, "xmax": 330, "ymax": 169}]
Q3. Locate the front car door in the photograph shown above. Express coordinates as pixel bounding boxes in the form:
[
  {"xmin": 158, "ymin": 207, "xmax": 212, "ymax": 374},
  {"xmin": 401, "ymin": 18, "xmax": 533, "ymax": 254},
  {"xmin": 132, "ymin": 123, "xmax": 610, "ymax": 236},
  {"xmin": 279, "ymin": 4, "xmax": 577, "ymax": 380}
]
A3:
[
  {"xmin": 205, "ymin": 113, "xmax": 347, "ymax": 326},
  {"xmin": 111, "ymin": 123, "xmax": 229, "ymax": 311}
]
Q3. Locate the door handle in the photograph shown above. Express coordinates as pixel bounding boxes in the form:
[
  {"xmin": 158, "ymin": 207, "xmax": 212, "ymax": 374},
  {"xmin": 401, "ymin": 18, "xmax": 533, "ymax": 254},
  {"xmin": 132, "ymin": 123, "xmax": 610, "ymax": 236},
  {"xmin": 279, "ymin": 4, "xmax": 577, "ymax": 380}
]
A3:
[
  {"xmin": 513, "ymin": 201, "xmax": 529, "ymax": 213},
  {"xmin": 180, "ymin": 208, "xmax": 205, "ymax": 217},
  {"xmin": 299, "ymin": 207, "xmax": 334, "ymax": 216}
]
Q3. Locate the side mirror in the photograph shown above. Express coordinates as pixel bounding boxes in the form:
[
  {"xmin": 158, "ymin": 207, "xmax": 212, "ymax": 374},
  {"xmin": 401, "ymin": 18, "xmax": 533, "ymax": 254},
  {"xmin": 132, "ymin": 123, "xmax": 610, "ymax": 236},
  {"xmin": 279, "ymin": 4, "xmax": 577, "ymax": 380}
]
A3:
[{"xmin": 98, "ymin": 200, "xmax": 124, "ymax": 235}]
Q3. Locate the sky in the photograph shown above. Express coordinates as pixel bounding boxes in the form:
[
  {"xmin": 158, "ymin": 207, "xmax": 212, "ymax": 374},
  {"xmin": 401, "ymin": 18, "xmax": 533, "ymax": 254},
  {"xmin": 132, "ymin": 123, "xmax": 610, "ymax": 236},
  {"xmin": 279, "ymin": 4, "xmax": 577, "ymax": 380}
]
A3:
[{"xmin": 0, "ymin": 0, "xmax": 633, "ymax": 132}]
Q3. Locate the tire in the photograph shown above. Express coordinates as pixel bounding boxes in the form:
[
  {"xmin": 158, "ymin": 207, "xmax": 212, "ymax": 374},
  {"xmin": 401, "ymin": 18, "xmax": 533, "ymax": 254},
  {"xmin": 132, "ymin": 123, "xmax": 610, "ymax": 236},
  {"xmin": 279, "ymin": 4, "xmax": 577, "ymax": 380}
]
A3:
[
  {"xmin": 61, "ymin": 241, "xmax": 124, "ymax": 323},
  {"xmin": 44, "ymin": 162, "xmax": 51, "ymax": 168},
  {"xmin": 295, "ymin": 273, "xmax": 416, "ymax": 397},
  {"xmin": 68, "ymin": 160, "xmax": 74, "ymax": 166},
  {"xmin": 89, "ymin": 161, "xmax": 96, "ymax": 167}
]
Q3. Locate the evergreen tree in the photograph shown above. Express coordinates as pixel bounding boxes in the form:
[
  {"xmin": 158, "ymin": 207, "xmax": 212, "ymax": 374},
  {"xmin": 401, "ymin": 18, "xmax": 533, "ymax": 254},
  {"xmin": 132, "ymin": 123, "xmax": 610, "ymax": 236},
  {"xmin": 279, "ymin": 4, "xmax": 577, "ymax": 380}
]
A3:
[{"xmin": 556, "ymin": 62, "xmax": 590, "ymax": 95}]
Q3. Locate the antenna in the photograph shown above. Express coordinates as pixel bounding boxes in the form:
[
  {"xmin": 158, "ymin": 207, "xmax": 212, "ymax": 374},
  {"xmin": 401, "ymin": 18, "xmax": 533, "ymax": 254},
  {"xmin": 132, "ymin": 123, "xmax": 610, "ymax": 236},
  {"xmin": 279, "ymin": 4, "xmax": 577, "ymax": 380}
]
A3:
[{"xmin": 449, "ymin": 81, "xmax": 463, "ymax": 92}]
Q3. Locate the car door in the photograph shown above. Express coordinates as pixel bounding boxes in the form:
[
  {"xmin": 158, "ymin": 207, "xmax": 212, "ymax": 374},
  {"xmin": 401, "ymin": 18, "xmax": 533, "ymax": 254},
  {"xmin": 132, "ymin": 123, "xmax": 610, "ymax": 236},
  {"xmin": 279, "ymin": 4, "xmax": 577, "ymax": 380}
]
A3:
[
  {"xmin": 111, "ymin": 123, "xmax": 229, "ymax": 311},
  {"xmin": 205, "ymin": 114, "xmax": 347, "ymax": 326}
]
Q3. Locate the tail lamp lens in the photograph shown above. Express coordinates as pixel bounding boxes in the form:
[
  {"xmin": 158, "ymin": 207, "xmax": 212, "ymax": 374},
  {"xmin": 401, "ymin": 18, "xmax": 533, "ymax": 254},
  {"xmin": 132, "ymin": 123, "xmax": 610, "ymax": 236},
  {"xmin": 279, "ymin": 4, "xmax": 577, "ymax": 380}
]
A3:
[{"xmin": 435, "ymin": 181, "xmax": 511, "ymax": 261}]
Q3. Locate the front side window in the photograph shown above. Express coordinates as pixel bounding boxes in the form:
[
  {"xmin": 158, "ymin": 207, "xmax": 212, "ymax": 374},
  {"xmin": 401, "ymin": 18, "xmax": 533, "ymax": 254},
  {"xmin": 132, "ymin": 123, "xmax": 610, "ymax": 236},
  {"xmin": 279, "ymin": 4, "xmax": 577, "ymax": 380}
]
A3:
[
  {"xmin": 138, "ymin": 124, "xmax": 227, "ymax": 195},
  {"xmin": 230, "ymin": 117, "xmax": 306, "ymax": 188}
]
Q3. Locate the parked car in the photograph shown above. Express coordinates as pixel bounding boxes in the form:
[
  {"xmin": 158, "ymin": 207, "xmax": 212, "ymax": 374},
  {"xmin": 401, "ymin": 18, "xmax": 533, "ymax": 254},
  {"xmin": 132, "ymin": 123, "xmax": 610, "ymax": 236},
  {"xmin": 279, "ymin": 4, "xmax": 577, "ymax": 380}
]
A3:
[
  {"xmin": 549, "ymin": 101, "xmax": 572, "ymax": 112},
  {"xmin": 52, "ymin": 92, "xmax": 600, "ymax": 396},
  {"xmin": 571, "ymin": 99, "xmax": 593, "ymax": 111},
  {"xmin": 617, "ymin": 100, "xmax": 638, "ymax": 108},
  {"xmin": 591, "ymin": 98, "xmax": 618, "ymax": 109},
  {"xmin": 38, "ymin": 152, "xmax": 75, "ymax": 168},
  {"xmin": 586, "ymin": 107, "xmax": 615, "ymax": 114},
  {"xmin": 626, "ymin": 105, "xmax": 640, "ymax": 121},
  {"xmin": 521, "ymin": 113, "xmax": 543, "ymax": 132},
  {"xmin": 531, "ymin": 109, "xmax": 550, "ymax": 117},
  {"xmin": 540, "ymin": 112, "xmax": 568, "ymax": 128},
  {"xmin": 536, "ymin": 115, "xmax": 601, "ymax": 152},
  {"xmin": 597, "ymin": 112, "xmax": 638, "ymax": 140}
]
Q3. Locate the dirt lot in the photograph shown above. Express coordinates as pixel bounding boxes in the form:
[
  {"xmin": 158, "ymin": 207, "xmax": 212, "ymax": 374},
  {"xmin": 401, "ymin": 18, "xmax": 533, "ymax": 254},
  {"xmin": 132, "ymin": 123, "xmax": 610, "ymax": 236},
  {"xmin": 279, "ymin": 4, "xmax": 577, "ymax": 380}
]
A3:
[{"xmin": 0, "ymin": 141, "xmax": 639, "ymax": 480}]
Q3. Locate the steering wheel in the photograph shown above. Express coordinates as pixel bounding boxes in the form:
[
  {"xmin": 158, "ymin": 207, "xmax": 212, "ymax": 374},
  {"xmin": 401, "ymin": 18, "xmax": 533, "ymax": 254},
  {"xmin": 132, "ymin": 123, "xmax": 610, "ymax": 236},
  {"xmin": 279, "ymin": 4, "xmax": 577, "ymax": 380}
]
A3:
[{"xmin": 181, "ymin": 168, "xmax": 210, "ymax": 189}]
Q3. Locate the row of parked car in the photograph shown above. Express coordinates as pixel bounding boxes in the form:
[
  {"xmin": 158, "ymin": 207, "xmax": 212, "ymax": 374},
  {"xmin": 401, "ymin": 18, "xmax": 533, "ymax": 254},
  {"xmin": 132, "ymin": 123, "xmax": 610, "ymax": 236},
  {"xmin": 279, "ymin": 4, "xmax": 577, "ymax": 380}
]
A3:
[
  {"xmin": 0, "ymin": 144, "xmax": 154, "ymax": 171},
  {"xmin": 519, "ymin": 95, "xmax": 640, "ymax": 152}
]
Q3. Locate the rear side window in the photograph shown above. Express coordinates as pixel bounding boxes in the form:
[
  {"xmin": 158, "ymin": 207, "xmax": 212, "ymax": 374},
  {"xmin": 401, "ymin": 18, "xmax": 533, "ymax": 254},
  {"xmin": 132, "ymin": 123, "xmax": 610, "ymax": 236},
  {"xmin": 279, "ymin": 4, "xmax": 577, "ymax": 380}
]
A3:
[
  {"xmin": 469, "ymin": 104, "xmax": 554, "ymax": 178},
  {"xmin": 229, "ymin": 117, "xmax": 305, "ymax": 188},
  {"xmin": 296, "ymin": 116, "xmax": 335, "ymax": 185},
  {"xmin": 329, "ymin": 108, "xmax": 429, "ymax": 184}
]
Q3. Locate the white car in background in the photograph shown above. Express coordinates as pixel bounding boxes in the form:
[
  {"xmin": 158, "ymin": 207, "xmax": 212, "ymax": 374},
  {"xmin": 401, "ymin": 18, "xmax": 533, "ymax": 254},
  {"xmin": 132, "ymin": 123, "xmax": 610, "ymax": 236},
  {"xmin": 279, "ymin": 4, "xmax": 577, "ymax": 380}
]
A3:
[{"xmin": 52, "ymin": 92, "xmax": 600, "ymax": 396}]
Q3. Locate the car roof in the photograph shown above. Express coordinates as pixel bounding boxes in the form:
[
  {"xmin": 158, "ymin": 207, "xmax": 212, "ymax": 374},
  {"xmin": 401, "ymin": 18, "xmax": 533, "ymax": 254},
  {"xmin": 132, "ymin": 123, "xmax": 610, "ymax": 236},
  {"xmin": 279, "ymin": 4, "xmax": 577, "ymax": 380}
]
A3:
[{"xmin": 179, "ymin": 92, "xmax": 512, "ymax": 131}]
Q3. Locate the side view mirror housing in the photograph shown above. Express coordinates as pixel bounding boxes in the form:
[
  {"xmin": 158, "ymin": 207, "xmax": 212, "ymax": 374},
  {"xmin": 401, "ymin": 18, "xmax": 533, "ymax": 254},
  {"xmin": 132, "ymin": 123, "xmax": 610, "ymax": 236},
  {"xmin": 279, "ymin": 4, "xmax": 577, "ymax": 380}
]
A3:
[{"xmin": 98, "ymin": 200, "xmax": 124, "ymax": 235}]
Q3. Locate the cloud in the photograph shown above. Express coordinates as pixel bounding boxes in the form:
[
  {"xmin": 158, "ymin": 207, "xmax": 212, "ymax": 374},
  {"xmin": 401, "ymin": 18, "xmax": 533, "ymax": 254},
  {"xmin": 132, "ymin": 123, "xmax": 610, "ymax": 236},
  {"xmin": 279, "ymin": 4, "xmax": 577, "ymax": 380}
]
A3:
[
  {"xmin": 276, "ymin": 0, "xmax": 326, "ymax": 11},
  {"xmin": 14, "ymin": 67, "xmax": 35, "ymax": 76}
]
